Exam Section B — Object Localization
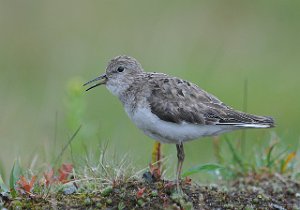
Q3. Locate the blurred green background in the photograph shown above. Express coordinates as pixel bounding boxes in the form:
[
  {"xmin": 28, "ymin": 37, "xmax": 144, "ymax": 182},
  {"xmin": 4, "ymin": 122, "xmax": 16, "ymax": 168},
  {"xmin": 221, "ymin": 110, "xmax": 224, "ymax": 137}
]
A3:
[{"xmin": 0, "ymin": 1, "xmax": 299, "ymax": 179}]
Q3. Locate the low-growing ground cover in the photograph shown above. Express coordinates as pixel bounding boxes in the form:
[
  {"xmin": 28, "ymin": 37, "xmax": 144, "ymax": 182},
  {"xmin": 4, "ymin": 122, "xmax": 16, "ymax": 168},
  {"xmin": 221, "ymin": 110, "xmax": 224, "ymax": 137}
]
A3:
[
  {"xmin": 1, "ymin": 172, "xmax": 299, "ymax": 209},
  {"xmin": 1, "ymin": 130, "xmax": 299, "ymax": 209}
]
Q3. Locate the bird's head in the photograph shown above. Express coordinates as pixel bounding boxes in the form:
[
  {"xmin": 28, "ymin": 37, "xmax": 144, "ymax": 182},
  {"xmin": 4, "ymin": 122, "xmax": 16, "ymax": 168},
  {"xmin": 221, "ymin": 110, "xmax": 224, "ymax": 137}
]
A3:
[{"xmin": 84, "ymin": 55, "xmax": 144, "ymax": 96}]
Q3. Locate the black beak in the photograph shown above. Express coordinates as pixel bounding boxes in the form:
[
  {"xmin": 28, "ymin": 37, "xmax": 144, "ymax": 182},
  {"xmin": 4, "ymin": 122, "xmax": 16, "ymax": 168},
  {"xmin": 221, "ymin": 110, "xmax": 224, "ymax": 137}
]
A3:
[{"xmin": 83, "ymin": 73, "xmax": 108, "ymax": 91}]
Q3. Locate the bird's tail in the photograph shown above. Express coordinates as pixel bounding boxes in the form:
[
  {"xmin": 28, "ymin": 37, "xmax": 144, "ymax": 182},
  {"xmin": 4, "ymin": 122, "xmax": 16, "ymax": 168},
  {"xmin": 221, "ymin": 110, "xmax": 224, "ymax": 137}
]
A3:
[
  {"xmin": 216, "ymin": 109, "xmax": 275, "ymax": 129},
  {"xmin": 232, "ymin": 114, "xmax": 275, "ymax": 128}
]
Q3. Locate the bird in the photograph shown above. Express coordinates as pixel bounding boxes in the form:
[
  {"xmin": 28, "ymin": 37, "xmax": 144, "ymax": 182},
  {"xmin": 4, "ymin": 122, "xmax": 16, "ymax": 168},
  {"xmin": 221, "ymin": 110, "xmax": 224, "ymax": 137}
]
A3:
[{"xmin": 84, "ymin": 55, "xmax": 274, "ymax": 191}]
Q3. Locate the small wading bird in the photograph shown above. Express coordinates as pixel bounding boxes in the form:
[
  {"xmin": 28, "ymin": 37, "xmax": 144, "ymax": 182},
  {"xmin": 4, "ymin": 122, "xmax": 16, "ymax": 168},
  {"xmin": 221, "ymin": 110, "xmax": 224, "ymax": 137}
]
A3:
[{"xmin": 84, "ymin": 55, "xmax": 274, "ymax": 191}]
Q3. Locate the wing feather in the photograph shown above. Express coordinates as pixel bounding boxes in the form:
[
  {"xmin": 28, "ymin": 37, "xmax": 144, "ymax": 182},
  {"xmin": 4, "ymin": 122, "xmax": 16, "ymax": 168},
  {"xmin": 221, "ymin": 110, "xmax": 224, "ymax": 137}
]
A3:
[{"xmin": 146, "ymin": 73, "xmax": 274, "ymax": 127}]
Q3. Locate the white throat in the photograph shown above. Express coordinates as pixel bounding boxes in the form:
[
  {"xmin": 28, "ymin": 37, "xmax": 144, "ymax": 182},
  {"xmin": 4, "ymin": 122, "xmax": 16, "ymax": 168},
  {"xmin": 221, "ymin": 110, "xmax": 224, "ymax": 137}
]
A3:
[{"xmin": 105, "ymin": 77, "xmax": 132, "ymax": 98}]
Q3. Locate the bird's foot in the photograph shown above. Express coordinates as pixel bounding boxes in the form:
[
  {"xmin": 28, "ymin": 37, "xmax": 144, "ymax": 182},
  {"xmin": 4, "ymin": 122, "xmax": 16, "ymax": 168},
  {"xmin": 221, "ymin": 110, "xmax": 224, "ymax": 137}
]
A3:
[{"xmin": 175, "ymin": 179, "xmax": 184, "ymax": 196}]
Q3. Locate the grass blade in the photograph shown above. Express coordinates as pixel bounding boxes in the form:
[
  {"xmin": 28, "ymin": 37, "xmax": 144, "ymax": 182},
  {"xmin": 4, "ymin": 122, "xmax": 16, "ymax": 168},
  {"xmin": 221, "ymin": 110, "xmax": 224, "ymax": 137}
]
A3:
[
  {"xmin": 54, "ymin": 125, "xmax": 82, "ymax": 165},
  {"xmin": 0, "ymin": 174, "xmax": 8, "ymax": 192},
  {"xmin": 267, "ymin": 147, "xmax": 289, "ymax": 169},
  {"xmin": 225, "ymin": 137, "xmax": 245, "ymax": 172},
  {"xmin": 281, "ymin": 151, "xmax": 296, "ymax": 173},
  {"xmin": 266, "ymin": 143, "xmax": 277, "ymax": 167},
  {"xmin": 182, "ymin": 163, "xmax": 223, "ymax": 177},
  {"xmin": 9, "ymin": 160, "xmax": 22, "ymax": 197}
]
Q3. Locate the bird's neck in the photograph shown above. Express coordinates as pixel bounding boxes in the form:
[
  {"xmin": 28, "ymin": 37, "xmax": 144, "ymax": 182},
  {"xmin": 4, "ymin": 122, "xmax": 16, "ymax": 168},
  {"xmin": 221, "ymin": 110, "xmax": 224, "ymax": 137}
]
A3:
[
  {"xmin": 106, "ymin": 73, "xmax": 147, "ymax": 112},
  {"xmin": 118, "ymin": 83, "xmax": 140, "ymax": 111}
]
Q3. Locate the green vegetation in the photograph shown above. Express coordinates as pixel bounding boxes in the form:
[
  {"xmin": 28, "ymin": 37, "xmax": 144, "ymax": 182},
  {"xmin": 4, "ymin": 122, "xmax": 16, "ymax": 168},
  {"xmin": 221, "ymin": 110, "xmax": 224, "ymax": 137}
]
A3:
[
  {"xmin": 0, "ymin": 102, "xmax": 299, "ymax": 208},
  {"xmin": 0, "ymin": 1, "xmax": 300, "ymax": 208},
  {"xmin": 1, "ymin": 1, "xmax": 300, "ymax": 176},
  {"xmin": 0, "ymin": 133, "xmax": 299, "ymax": 209}
]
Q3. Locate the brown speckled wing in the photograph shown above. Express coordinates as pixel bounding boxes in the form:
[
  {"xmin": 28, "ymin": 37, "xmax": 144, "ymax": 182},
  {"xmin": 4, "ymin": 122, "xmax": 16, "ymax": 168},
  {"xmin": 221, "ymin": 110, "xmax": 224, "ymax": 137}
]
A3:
[{"xmin": 146, "ymin": 73, "xmax": 274, "ymax": 126}]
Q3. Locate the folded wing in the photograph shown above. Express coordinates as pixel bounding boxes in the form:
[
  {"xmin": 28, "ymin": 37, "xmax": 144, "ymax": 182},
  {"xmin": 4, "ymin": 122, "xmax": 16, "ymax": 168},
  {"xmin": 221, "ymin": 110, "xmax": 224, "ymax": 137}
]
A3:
[{"xmin": 147, "ymin": 73, "xmax": 274, "ymax": 128}]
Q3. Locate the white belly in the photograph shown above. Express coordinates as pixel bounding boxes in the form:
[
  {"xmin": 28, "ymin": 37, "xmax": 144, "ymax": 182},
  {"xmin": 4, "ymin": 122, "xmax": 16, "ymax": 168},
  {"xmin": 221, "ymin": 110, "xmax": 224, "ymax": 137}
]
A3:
[{"xmin": 126, "ymin": 107, "xmax": 235, "ymax": 144}]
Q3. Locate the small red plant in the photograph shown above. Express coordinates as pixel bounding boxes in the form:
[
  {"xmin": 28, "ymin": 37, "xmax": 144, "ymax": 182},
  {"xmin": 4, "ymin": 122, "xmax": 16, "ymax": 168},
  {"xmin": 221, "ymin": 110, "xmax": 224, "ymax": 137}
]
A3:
[
  {"xmin": 136, "ymin": 187, "xmax": 146, "ymax": 198},
  {"xmin": 44, "ymin": 169, "xmax": 55, "ymax": 186},
  {"xmin": 58, "ymin": 163, "xmax": 73, "ymax": 183},
  {"xmin": 184, "ymin": 177, "xmax": 192, "ymax": 185},
  {"xmin": 149, "ymin": 163, "xmax": 161, "ymax": 180},
  {"xmin": 17, "ymin": 175, "xmax": 36, "ymax": 193},
  {"xmin": 43, "ymin": 163, "xmax": 73, "ymax": 186}
]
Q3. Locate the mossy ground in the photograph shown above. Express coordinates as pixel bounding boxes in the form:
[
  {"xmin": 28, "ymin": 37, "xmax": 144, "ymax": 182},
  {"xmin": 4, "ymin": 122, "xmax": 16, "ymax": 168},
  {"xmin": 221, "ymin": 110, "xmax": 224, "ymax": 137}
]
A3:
[{"xmin": 2, "ymin": 173, "xmax": 299, "ymax": 209}]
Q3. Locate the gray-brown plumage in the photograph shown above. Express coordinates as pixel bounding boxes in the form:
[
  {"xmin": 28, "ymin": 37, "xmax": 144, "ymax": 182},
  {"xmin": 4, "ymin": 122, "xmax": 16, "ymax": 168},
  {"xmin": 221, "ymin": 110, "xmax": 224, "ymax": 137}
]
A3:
[
  {"xmin": 145, "ymin": 73, "xmax": 273, "ymax": 127},
  {"xmin": 84, "ymin": 55, "xmax": 275, "ymax": 192}
]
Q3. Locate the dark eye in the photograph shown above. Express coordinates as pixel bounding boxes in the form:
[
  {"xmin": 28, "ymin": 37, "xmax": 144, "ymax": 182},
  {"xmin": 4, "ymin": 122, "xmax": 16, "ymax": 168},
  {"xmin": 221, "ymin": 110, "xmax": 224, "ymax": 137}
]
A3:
[{"xmin": 117, "ymin": 66, "xmax": 124, "ymax": 72}]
